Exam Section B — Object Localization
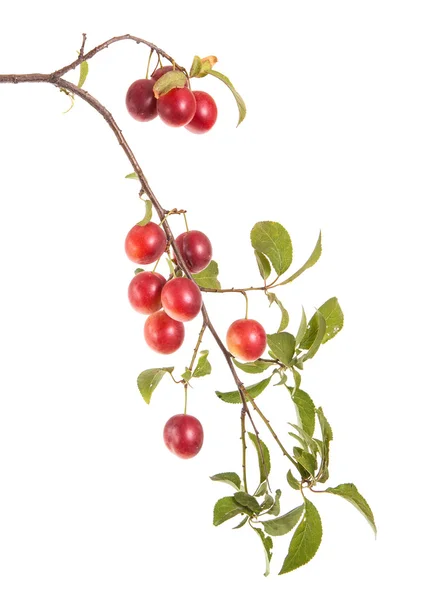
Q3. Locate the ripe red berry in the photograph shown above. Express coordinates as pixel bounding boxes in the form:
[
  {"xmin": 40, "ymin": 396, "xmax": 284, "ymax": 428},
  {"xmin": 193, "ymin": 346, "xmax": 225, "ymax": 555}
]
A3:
[
  {"xmin": 152, "ymin": 65, "xmax": 174, "ymax": 81},
  {"xmin": 163, "ymin": 414, "xmax": 204, "ymax": 459},
  {"xmin": 128, "ymin": 271, "xmax": 166, "ymax": 314},
  {"xmin": 226, "ymin": 319, "xmax": 267, "ymax": 362},
  {"xmin": 125, "ymin": 222, "xmax": 167, "ymax": 265},
  {"xmin": 157, "ymin": 87, "xmax": 196, "ymax": 127},
  {"xmin": 125, "ymin": 79, "xmax": 157, "ymax": 122},
  {"xmin": 175, "ymin": 230, "xmax": 213, "ymax": 273},
  {"xmin": 161, "ymin": 277, "xmax": 202, "ymax": 322},
  {"xmin": 185, "ymin": 91, "xmax": 218, "ymax": 134},
  {"xmin": 144, "ymin": 310, "xmax": 185, "ymax": 354}
]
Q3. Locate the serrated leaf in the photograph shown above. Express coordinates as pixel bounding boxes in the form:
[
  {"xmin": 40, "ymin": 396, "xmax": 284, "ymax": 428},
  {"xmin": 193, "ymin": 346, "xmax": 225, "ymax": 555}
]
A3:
[
  {"xmin": 302, "ymin": 311, "xmax": 326, "ymax": 361},
  {"xmin": 250, "ymin": 221, "xmax": 293, "ymax": 276},
  {"xmin": 192, "ymin": 350, "xmax": 212, "ymax": 378},
  {"xmin": 288, "ymin": 388, "xmax": 316, "ymax": 437},
  {"xmin": 248, "ymin": 432, "xmax": 271, "ymax": 483},
  {"xmin": 252, "ymin": 527, "xmax": 273, "ymax": 577},
  {"xmin": 137, "ymin": 199, "xmax": 153, "ymax": 226},
  {"xmin": 279, "ymin": 498, "xmax": 323, "ymax": 574},
  {"xmin": 289, "ymin": 432, "xmax": 308, "ymax": 450},
  {"xmin": 77, "ymin": 60, "xmax": 89, "ymax": 88},
  {"xmin": 288, "ymin": 423, "xmax": 318, "ymax": 456},
  {"xmin": 316, "ymin": 407, "xmax": 332, "ymax": 482},
  {"xmin": 234, "ymin": 492, "xmax": 261, "ymax": 514},
  {"xmin": 182, "ymin": 368, "xmax": 192, "ymax": 382},
  {"xmin": 316, "ymin": 407, "xmax": 333, "ymax": 442},
  {"xmin": 324, "ymin": 483, "xmax": 377, "ymax": 536},
  {"xmin": 294, "ymin": 447, "xmax": 317, "ymax": 475},
  {"xmin": 207, "ymin": 69, "xmax": 246, "ymax": 126},
  {"xmin": 255, "ymin": 250, "xmax": 271, "ymax": 280},
  {"xmin": 267, "ymin": 489, "xmax": 282, "ymax": 516},
  {"xmin": 192, "ymin": 260, "xmax": 221, "ymax": 289},
  {"xmin": 263, "ymin": 504, "xmax": 304, "ymax": 537},
  {"xmin": 232, "ymin": 358, "xmax": 271, "ymax": 374},
  {"xmin": 267, "ymin": 332, "xmax": 296, "ymax": 366},
  {"xmin": 213, "ymin": 496, "xmax": 248, "ymax": 526},
  {"xmin": 280, "ymin": 231, "xmax": 322, "ymax": 285},
  {"xmin": 260, "ymin": 494, "xmax": 274, "ymax": 512},
  {"xmin": 295, "ymin": 307, "xmax": 307, "ymax": 347},
  {"xmin": 137, "ymin": 367, "xmax": 173, "ymax": 404},
  {"xmin": 287, "ymin": 470, "xmax": 301, "ymax": 490},
  {"xmin": 215, "ymin": 375, "xmax": 272, "ymax": 404},
  {"xmin": 300, "ymin": 297, "xmax": 344, "ymax": 349},
  {"xmin": 153, "ymin": 70, "xmax": 187, "ymax": 98},
  {"xmin": 125, "ymin": 172, "xmax": 139, "ymax": 180},
  {"xmin": 274, "ymin": 370, "xmax": 288, "ymax": 386},
  {"xmin": 190, "ymin": 55, "xmax": 202, "ymax": 78},
  {"xmin": 267, "ymin": 293, "xmax": 289, "ymax": 332},
  {"xmin": 210, "ymin": 472, "xmax": 241, "ymax": 491}
]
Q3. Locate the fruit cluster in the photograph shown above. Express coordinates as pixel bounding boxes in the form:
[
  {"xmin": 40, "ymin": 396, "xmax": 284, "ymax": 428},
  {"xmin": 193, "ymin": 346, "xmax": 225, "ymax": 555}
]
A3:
[
  {"xmin": 125, "ymin": 218, "xmax": 269, "ymax": 459},
  {"xmin": 126, "ymin": 65, "xmax": 217, "ymax": 133}
]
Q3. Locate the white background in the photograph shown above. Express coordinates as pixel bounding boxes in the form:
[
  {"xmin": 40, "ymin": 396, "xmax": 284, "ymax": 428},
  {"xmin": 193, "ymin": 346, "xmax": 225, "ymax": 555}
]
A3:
[{"xmin": 0, "ymin": 1, "xmax": 428, "ymax": 598}]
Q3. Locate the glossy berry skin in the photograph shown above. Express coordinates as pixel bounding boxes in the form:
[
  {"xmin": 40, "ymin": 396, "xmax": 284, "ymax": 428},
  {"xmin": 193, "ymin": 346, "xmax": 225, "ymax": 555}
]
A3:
[
  {"xmin": 125, "ymin": 79, "xmax": 157, "ymax": 122},
  {"xmin": 163, "ymin": 414, "xmax": 204, "ymax": 459},
  {"xmin": 175, "ymin": 230, "xmax": 213, "ymax": 273},
  {"xmin": 128, "ymin": 271, "xmax": 166, "ymax": 314},
  {"xmin": 125, "ymin": 222, "xmax": 167, "ymax": 265},
  {"xmin": 152, "ymin": 65, "xmax": 174, "ymax": 81},
  {"xmin": 157, "ymin": 87, "xmax": 196, "ymax": 127},
  {"xmin": 226, "ymin": 319, "xmax": 267, "ymax": 362},
  {"xmin": 144, "ymin": 310, "xmax": 185, "ymax": 354},
  {"xmin": 161, "ymin": 278, "xmax": 202, "ymax": 322},
  {"xmin": 185, "ymin": 91, "xmax": 218, "ymax": 134}
]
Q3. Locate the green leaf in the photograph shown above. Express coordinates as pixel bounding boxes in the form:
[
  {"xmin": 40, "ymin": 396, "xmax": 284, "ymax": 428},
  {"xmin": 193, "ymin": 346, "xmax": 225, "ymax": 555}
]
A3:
[
  {"xmin": 289, "ymin": 388, "xmax": 316, "ymax": 437},
  {"xmin": 300, "ymin": 298, "xmax": 344, "ymax": 349},
  {"xmin": 252, "ymin": 526, "xmax": 273, "ymax": 577},
  {"xmin": 192, "ymin": 260, "xmax": 221, "ymax": 289},
  {"xmin": 325, "ymin": 484, "xmax": 377, "ymax": 536},
  {"xmin": 291, "ymin": 368, "xmax": 301, "ymax": 394},
  {"xmin": 289, "ymin": 432, "xmax": 308, "ymax": 450},
  {"xmin": 254, "ymin": 480, "xmax": 268, "ymax": 497},
  {"xmin": 153, "ymin": 70, "xmax": 187, "ymax": 98},
  {"xmin": 267, "ymin": 332, "xmax": 296, "ymax": 366},
  {"xmin": 232, "ymin": 358, "xmax": 271, "ymax": 374},
  {"xmin": 210, "ymin": 472, "xmax": 241, "ymax": 491},
  {"xmin": 267, "ymin": 489, "xmax": 282, "ymax": 516},
  {"xmin": 316, "ymin": 407, "xmax": 333, "ymax": 442},
  {"xmin": 295, "ymin": 307, "xmax": 307, "ymax": 347},
  {"xmin": 182, "ymin": 368, "xmax": 192, "ymax": 382},
  {"xmin": 288, "ymin": 423, "xmax": 318, "ymax": 456},
  {"xmin": 293, "ymin": 447, "xmax": 317, "ymax": 476},
  {"xmin": 316, "ymin": 407, "xmax": 333, "ymax": 482},
  {"xmin": 232, "ymin": 516, "xmax": 249, "ymax": 529},
  {"xmin": 234, "ymin": 492, "xmax": 261, "ymax": 514},
  {"xmin": 260, "ymin": 494, "xmax": 274, "ymax": 512},
  {"xmin": 255, "ymin": 250, "xmax": 271, "ymax": 280},
  {"xmin": 280, "ymin": 231, "xmax": 322, "ymax": 285},
  {"xmin": 207, "ymin": 69, "xmax": 246, "ymax": 126},
  {"xmin": 250, "ymin": 221, "xmax": 293, "ymax": 276},
  {"xmin": 263, "ymin": 504, "xmax": 304, "ymax": 537},
  {"xmin": 213, "ymin": 496, "xmax": 248, "ymax": 526},
  {"xmin": 267, "ymin": 293, "xmax": 289, "ymax": 332},
  {"xmin": 302, "ymin": 311, "xmax": 326, "ymax": 361},
  {"xmin": 215, "ymin": 375, "xmax": 272, "ymax": 404},
  {"xmin": 189, "ymin": 55, "xmax": 202, "ymax": 78},
  {"xmin": 137, "ymin": 199, "xmax": 153, "ymax": 227},
  {"xmin": 279, "ymin": 498, "xmax": 323, "ymax": 574},
  {"xmin": 166, "ymin": 256, "xmax": 176, "ymax": 276},
  {"xmin": 137, "ymin": 367, "xmax": 173, "ymax": 404},
  {"xmin": 287, "ymin": 470, "xmax": 301, "ymax": 490},
  {"xmin": 125, "ymin": 172, "xmax": 139, "ymax": 180},
  {"xmin": 273, "ymin": 370, "xmax": 288, "ymax": 386},
  {"xmin": 248, "ymin": 432, "xmax": 271, "ymax": 483},
  {"xmin": 192, "ymin": 350, "xmax": 212, "ymax": 378},
  {"xmin": 134, "ymin": 268, "xmax": 144, "ymax": 275},
  {"xmin": 77, "ymin": 60, "xmax": 89, "ymax": 88}
]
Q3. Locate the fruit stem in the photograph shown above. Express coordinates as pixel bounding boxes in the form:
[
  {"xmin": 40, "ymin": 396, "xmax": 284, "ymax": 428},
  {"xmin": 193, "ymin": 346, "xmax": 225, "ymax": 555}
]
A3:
[
  {"xmin": 152, "ymin": 256, "xmax": 161, "ymax": 273},
  {"xmin": 241, "ymin": 291, "xmax": 249, "ymax": 319},
  {"xmin": 145, "ymin": 48, "xmax": 154, "ymax": 79},
  {"xmin": 183, "ymin": 212, "xmax": 190, "ymax": 232},
  {"xmin": 184, "ymin": 385, "xmax": 188, "ymax": 415},
  {"xmin": 188, "ymin": 322, "xmax": 207, "ymax": 372}
]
